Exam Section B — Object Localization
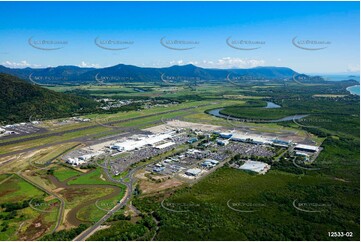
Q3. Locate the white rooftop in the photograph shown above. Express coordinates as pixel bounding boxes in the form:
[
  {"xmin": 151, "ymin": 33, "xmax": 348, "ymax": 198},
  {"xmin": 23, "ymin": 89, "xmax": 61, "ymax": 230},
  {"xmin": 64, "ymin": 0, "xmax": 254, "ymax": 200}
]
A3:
[
  {"xmin": 294, "ymin": 144, "xmax": 319, "ymax": 152},
  {"xmin": 155, "ymin": 141, "xmax": 175, "ymax": 149},
  {"xmin": 239, "ymin": 160, "xmax": 270, "ymax": 173},
  {"xmin": 185, "ymin": 168, "xmax": 202, "ymax": 175},
  {"xmin": 112, "ymin": 132, "xmax": 174, "ymax": 151}
]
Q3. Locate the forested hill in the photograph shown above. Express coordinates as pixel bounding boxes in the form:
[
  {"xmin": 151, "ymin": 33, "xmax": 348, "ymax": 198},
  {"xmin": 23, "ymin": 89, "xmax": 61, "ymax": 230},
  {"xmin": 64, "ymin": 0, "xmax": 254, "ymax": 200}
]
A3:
[
  {"xmin": 0, "ymin": 73, "xmax": 97, "ymax": 124},
  {"xmin": 0, "ymin": 64, "xmax": 298, "ymax": 84}
]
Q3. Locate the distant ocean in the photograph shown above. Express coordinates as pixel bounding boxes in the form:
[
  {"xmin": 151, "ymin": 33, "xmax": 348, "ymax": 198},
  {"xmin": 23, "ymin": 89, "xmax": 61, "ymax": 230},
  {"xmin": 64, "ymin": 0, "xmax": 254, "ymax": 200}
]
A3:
[
  {"xmin": 320, "ymin": 74, "xmax": 360, "ymax": 82},
  {"xmin": 318, "ymin": 74, "xmax": 360, "ymax": 96},
  {"xmin": 346, "ymin": 85, "xmax": 360, "ymax": 96}
]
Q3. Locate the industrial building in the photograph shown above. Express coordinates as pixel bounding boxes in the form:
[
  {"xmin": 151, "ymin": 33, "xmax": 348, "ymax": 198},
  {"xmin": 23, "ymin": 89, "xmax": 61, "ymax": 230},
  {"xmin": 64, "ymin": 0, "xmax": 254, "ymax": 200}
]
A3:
[
  {"xmin": 294, "ymin": 144, "xmax": 319, "ymax": 153},
  {"xmin": 185, "ymin": 168, "xmax": 202, "ymax": 176},
  {"xmin": 217, "ymin": 139, "xmax": 229, "ymax": 146},
  {"xmin": 238, "ymin": 160, "xmax": 271, "ymax": 174},
  {"xmin": 219, "ymin": 132, "xmax": 233, "ymax": 139},
  {"xmin": 201, "ymin": 159, "xmax": 219, "ymax": 168},
  {"xmin": 230, "ymin": 133, "xmax": 273, "ymax": 145},
  {"xmin": 110, "ymin": 131, "xmax": 175, "ymax": 152}
]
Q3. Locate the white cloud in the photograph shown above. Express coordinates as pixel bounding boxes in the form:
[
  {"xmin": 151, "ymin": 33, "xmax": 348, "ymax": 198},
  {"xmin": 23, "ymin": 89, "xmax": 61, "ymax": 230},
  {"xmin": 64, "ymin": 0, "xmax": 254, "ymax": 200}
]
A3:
[
  {"xmin": 170, "ymin": 60, "xmax": 185, "ymax": 65},
  {"xmin": 169, "ymin": 57, "xmax": 265, "ymax": 69},
  {"xmin": 2, "ymin": 60, "xmax": 42, "ymax": 68},
  {"xmin": 202, "ymin": 57, "xmax": 265, "ymax": 69},
  {"xmin": 79, "ymin": 61, "xmax": 101, "ymax": 68},
  {"xmin": 347, "ymin": 64, "xmax": 360, "ymax": 73}
]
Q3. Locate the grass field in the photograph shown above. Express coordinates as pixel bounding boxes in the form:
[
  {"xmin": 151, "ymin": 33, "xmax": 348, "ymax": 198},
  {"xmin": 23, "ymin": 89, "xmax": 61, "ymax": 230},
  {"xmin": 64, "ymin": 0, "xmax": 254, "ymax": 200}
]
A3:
[
  {"xmin": 0, "ymin": 175, "xmax": 59, "ymax": 240},
  {"xmin": 53, "ymin": 166, "xmax": 81, "ymax": 182},
  {"xmin": 67, "ymin": 168, "xmax": 114, "ymax": 186}
]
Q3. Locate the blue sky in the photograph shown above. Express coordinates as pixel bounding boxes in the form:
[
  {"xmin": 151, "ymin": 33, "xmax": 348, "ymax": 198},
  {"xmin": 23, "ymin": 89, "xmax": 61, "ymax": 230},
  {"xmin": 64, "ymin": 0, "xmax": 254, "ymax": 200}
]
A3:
[{"xmin": 0, "ymin": 1, "xmax": 359, "ymax": 74}]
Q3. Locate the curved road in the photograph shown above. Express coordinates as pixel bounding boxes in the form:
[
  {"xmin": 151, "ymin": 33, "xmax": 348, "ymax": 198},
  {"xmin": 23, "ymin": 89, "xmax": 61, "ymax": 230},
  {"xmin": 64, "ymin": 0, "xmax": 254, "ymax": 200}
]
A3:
[{"xmin": 73, "ymin": 157, "xmax": 147, "ymax": 241}]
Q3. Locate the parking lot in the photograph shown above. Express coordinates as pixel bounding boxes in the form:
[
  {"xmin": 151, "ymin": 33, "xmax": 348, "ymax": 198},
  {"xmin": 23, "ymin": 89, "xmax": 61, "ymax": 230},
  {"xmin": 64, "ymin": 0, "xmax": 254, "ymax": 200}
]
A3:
[
  {"xmin": 145, "ymin": 139, "xmax": 276, "ymax": 180},
  {"xmin": 105, "ymin": 133, "xmax": 190, "ymax": 176}
]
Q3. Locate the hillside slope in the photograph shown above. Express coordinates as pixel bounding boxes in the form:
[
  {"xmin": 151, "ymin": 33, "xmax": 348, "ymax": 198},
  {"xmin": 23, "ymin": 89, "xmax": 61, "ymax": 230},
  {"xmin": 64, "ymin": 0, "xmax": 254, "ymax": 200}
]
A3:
[{"xmin": 0, "ymin": 73, "xmax": 97, "ymax": 124}]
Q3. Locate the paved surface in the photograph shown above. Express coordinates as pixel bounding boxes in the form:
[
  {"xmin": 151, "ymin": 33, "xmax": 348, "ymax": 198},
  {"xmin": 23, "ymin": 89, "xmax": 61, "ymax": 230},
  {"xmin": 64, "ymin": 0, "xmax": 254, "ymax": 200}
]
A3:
[{"xmin": 0, "ymin": 104, "xmax": 210, "ymax": 147}]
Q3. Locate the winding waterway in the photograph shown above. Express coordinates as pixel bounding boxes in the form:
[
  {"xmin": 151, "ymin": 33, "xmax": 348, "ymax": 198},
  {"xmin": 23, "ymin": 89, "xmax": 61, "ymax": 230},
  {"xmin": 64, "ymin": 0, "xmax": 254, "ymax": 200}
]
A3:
[{"xmin": 207, "ymin": 102, "xmax": 308, "ymax": 123}]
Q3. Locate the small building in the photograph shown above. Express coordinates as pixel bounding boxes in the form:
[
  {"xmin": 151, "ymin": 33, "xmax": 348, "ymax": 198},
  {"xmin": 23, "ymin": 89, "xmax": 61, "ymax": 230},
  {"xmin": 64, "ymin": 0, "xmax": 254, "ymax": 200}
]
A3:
[
  {"xmin": 201, "ymin": 161, "xmax": 213, "ymax": 168},
  {"xmin": 271, "ymin": 139, "xmax": 291, "ymax": 146},
  {"xmin": 217, "ymin": 139, "xmax": 229, "ymax": 146},
  {"xmin": 204, "ymin": 159, "xmax": 219, "ymax": 166},
  {"xmin": 155, "ymin": 142, "xmax": 175, "ymax": 149},
  {"xmin": 219, "ymin": 132, "xmax": 233, "ymax": 139},
  {"xmin": 188, "ymin": 138, "xmax": 198, "ymax": 144},
  {"xmin": 110, "ymin": 144, "xmax": 124, "ymax": 152},
  {"xmin": 185, "ymin": 168, "xmax": 202, "ymax": 176},
  {"xmin": 294, "ymin": 144, "xmax": 319, "ymax": 153},
  {"xmin": 153, "ymin": 166, "xmax": 165, "ymax": 173},
  {"xmin": 186, "ymin": 149, "xmax": 202, "ymax": 155},
  {"xmin": 295, "ymin": 151, "xmax": 309, "ymax": 157},
  {"xmin": 202, "ymin": 142, "xmax": 212, "ymax": 147},
  {"xmin": 272, "ymin": 143, "xmax": 289, "ymax": 148}
]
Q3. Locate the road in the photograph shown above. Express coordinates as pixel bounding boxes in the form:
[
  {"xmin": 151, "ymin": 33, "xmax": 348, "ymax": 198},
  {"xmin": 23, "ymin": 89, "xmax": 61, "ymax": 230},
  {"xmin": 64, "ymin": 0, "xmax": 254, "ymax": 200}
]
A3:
[
  {"xmin": 16, "ymin": 172, "xmax": 65, "ymax": 233},
  {"xmin": 74, "ymin": 155, "xmax": 148, "ymax": 241}
]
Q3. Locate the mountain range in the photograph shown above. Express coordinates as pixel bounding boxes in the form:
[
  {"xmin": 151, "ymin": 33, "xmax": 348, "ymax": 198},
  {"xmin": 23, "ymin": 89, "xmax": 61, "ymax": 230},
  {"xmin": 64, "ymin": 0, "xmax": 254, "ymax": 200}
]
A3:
[{"xmin": 0, "ymin": 64, "xmax": 298, "ymax": 85}]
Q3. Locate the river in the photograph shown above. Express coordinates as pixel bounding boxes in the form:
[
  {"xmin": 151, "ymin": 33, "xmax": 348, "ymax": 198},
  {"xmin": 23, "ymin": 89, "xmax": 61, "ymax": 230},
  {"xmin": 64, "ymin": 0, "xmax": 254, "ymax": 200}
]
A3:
[{"xmin": 207, "ymin": 101, "xmax": 308, "ymax": 123}]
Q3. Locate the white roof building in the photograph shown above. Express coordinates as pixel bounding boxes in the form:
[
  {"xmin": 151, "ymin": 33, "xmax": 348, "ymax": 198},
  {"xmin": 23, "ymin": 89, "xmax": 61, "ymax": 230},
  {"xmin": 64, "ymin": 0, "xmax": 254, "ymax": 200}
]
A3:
[
  {"xmin": 111, "ymin": 132, "xmax": 174, "ymax": 152},
  {"xmin": 239, "ymin": 160, "xmax": 271, "ymax": 174},
  {"xmin": 185, "ymin": 168, "xmax": 202, "ymax": 176},
  {"xmin": 155, "ymin": 142, "xmax": 175, "ymax": 149},
  {"xmin": 294, "ymin": 144, "xmax": 319, "ymax": 152}
]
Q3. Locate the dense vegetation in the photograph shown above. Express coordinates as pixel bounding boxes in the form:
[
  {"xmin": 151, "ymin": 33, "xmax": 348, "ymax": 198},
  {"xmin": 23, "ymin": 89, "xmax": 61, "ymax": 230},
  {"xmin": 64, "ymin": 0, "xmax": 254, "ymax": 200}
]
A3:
[
  {"xmin": 88, "ymin": 216, "xmax": 156, "ymax": 241},
  {"xmin": 0, "ymin": 73, "xmax": 98, "ymax": 124},
  {"xmin": 41, "ymin": 224, "xmax": 88, "ymax": 241},
  {"xmin": 132, "ymin": 167, "xmax": 359, "ymax": 241}
]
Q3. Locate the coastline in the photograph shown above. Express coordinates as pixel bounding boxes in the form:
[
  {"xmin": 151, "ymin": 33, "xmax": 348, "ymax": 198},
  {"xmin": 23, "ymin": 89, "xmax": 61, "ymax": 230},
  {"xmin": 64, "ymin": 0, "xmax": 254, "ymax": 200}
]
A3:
[{"xmin": 346, "ymin": 85, "xmax": 360, "ymax": 95}]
